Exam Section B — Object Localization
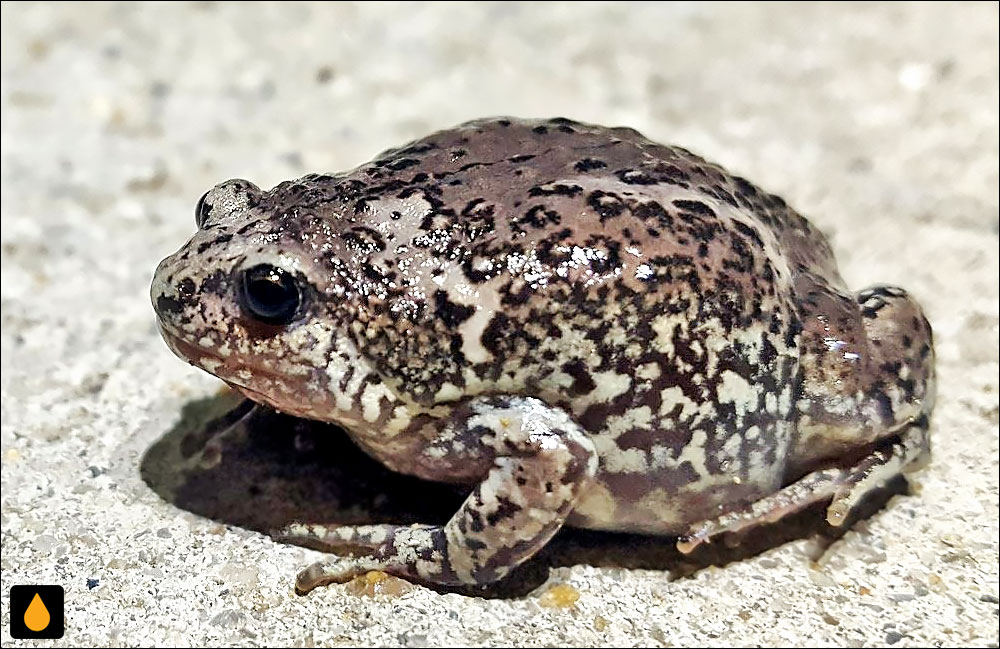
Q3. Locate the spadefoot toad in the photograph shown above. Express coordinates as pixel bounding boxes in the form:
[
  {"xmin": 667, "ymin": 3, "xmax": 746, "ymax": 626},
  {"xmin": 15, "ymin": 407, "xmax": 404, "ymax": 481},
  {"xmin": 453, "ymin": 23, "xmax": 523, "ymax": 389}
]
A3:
[{"xmin": 151, "ymin": 117, "xmax": 935, "ymax": 592}]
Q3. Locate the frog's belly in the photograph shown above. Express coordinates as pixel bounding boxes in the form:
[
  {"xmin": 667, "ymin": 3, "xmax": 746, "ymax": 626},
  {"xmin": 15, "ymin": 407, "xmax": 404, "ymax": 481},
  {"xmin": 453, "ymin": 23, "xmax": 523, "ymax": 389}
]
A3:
[{"xmin": 566, "ymin": 471, "xmax": 781, "ymax": 535}]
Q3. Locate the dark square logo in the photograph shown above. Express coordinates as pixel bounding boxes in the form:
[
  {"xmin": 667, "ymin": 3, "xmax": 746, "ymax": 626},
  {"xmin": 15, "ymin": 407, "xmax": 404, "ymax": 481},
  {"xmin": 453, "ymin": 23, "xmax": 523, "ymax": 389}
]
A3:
[{"xmin": 9, "ymin": 585, "xmax": 64, "ymax": 639}]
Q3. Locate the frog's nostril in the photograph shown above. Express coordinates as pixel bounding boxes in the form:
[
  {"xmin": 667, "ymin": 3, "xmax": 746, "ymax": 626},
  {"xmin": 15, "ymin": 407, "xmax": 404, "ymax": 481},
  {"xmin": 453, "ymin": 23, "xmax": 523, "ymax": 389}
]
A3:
[{"xmin": 152, "ymin": 274, "xmax": 198, "ymax": 318}]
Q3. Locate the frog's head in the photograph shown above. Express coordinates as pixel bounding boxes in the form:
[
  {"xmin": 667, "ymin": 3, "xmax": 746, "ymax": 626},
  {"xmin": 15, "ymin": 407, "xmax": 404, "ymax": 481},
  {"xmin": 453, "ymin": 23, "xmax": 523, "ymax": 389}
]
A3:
[{"xmin": 151, "ymin": 178, "xmax": 397, "ymax": 426}]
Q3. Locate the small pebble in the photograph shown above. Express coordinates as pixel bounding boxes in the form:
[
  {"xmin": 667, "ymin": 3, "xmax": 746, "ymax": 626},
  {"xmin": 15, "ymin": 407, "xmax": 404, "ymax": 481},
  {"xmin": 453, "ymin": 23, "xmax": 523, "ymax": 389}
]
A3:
[{"xmin": 539, "ymin": 584, "xmax": 580, "ymax": 609}]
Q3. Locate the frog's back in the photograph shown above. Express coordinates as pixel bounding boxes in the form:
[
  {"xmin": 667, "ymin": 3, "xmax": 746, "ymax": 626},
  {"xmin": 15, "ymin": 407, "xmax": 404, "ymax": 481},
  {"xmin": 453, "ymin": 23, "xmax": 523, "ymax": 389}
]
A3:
[{"xmin": 288, "ymin": 117, "xmax": 835, "ymax": 532}]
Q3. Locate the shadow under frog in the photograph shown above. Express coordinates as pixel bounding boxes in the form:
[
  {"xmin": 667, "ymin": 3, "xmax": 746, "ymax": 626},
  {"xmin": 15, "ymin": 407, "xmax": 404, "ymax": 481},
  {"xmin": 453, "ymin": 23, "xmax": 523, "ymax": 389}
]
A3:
[{"xmin": 141, "ymin": 389, "xmax": 908, "ymax": 599}]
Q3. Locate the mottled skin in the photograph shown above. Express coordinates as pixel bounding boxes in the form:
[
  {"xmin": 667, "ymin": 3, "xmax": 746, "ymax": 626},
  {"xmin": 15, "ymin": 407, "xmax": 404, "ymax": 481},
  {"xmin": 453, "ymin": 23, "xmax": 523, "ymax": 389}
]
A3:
[{"xmin": 151, "ymin": 117, "xmax": 935, "ymax": 592}]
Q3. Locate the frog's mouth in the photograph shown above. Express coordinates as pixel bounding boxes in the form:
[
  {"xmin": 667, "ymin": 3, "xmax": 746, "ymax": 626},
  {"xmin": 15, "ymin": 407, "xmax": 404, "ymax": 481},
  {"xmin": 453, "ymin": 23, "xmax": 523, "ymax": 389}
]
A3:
[
  {"xmin": 221, "ymin": 380, "xmax": 293, "ymax": 415},
  {"xmin": 158, "ymin": 322, "xmax": 348, "ymax": 425},
  {"xmin": 158, "ymin": 323, "xmax": 285, "ymax": 399}
]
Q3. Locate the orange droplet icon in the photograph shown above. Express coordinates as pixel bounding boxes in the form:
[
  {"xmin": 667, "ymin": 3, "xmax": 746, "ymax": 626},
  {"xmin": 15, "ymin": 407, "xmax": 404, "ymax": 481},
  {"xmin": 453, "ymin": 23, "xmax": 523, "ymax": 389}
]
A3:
[{"xmin": 24, "ymin": 592, "xmax": 51, "ymax": 632}]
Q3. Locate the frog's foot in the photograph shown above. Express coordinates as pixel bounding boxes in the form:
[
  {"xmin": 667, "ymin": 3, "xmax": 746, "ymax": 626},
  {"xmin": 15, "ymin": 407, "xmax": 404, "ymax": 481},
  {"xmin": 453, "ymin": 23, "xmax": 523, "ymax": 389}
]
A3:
[
  {"xmin": 177, "ymin": 395, "xmax": 257, "ymax": 472},
  {"xmin": 272, "ymin": 523, "xmax": 444, "ymax": 593},
  {"xmin": 275, "ymin": 396, "xmax": 598, "ymax": 593},
  {"xmin": 677, "ymin": 416, "xmax": 930, "ymax": 553}
]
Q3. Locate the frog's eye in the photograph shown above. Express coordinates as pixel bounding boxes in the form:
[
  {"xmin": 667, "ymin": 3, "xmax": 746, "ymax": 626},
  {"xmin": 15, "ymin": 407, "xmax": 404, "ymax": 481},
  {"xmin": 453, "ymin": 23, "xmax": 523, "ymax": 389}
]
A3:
[
  {"xmin": 239, "ymin": 264, "xmax": 302, "ymax": 325},
  {"xmin": 195, "ymin": 191, "xmax": 211, "ymax": 228}
]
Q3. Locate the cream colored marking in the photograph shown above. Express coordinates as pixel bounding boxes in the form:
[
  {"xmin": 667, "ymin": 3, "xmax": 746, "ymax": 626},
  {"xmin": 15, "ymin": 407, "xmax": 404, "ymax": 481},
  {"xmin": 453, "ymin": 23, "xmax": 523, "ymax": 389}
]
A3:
[
  {"xmin": 201, "ymin": 358, "xmax": 222, "ymax": 373},
  {"xmin": 601, "ymin": 444, "xmax": 648, "ymax": 474},
  {"xmin": 604, "ymin": 324, "xmax": 629, "ymax": 349},
  {"xmin": 538, "ymin": 370, "xmax": 575, "ymax": 392},
  {"xmin": 571, "ymin": 482, "xmax": 618, "ymax": 525},
  {"xmin": 721, "ymin": 432, "xmax": 742, "ymax": 460},
  {"xmin": 604, "ymin": 406, "xmax": 653, "ymax": 439},
  {"xmin": 717, "ymin": 370, "xmax": 753, "ymax": 405},
  {"xmin": 288, "ymin": 323, "xmax": 334, "ymax": 367},
  {"xmin": 673, "ymin": 428, "xmax": 709, "ymax": 476},
  {"xmin": 360, "ymin": 383, "xmax": 390, "ymax": 423},
  {"xmin": 384, "ymin": 405, "xmax": 413, "ymax": 435},
  {"xmin": 649, "ymin": 444, "xmax": 672, "ymax": 468},
  {"xmin": 743, "ymin": 445, "xmax": 774, "ymax": 487},
  {"xmin": 366, "ymin": 526, "xmax": 389, "ymax": 545},
  {"xmin": 435, "ymin": 382, "xmax": 462, "ymax": 403},
  {"xmin": 635, "ymin": 362, "xmax": 661, "ymax": 381},
  {"xmin": 651, "ymin": 314, "xmax": 677, "ymax": 355},
  {"xmin": 325, "ymin": 353, "xmax": 356, "ymax": 412},
  {"xmin": 659, "ymin": 385, "xmax": 699, "ymax": 419},
  {"xmin": 635, "ymin": 488, "xmax": 684, "ymax": 527},
  {"xmin": 552, "ymin": 323, "xmax": 599, "ymax": 359},
  {"xmin": 578, "ymin": 371, "xmax": 631, "ymax": 409},
  {"xmin": 457, "ymin": 304, "xmax": 494, "ymax": 364}
]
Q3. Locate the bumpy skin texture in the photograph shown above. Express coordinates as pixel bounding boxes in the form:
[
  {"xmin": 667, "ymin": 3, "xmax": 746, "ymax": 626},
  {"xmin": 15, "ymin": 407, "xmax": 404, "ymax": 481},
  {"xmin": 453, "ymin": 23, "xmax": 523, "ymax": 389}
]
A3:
[{"xmin": 151, "ymin": 117, "xmax": 935, "ymax": 591}]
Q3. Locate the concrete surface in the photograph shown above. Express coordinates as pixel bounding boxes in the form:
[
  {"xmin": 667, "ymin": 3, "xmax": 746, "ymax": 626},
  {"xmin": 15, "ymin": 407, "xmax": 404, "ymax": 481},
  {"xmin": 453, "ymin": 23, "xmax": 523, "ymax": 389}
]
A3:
[{"xmin": 1, "ymin": 2, "xmax": 997, "ymax": 646}]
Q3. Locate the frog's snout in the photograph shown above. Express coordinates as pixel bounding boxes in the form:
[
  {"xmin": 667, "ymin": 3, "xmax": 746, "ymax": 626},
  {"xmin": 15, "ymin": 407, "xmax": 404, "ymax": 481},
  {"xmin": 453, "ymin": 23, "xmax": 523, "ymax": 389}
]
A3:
[
  {"xmin": 150, "ymin": 255, "xmax": 184, "ymax": 321},
  {"xmin": 151, "ymin": 257, "xmax": 176, "ymax": 314},
  {"xmin": 150, "ymin": 252, "xmax": 212, "ymax": 336}
]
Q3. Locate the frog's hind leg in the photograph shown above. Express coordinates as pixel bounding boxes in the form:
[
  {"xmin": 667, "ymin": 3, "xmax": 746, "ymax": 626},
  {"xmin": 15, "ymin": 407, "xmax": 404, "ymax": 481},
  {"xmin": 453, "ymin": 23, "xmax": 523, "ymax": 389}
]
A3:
[
  {"xmin": 274, "ymin": 396, "xmax": 598, "ymax": 593},
  {"xmin": 677, "ymin": 415, "xmax": 930, "ymax": 553}
]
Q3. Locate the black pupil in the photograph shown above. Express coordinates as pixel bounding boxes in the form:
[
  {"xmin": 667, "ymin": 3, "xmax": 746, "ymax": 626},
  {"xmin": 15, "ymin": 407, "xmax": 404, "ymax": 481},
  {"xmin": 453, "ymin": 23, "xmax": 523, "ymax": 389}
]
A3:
[
  {"xmin": 195, "ymin": 191, "xmax": 211, "ymax": 228},
  {"xmin": 240, "ymin": 265, "xmax": 300, "ymax": 325}
]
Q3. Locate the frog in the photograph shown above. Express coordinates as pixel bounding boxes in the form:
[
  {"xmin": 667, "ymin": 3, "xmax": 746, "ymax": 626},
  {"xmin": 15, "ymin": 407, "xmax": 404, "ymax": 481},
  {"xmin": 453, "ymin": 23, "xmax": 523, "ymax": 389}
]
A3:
[{"xmin": 150, "ymin": 117, "xmax": 935, "ymax": 593}]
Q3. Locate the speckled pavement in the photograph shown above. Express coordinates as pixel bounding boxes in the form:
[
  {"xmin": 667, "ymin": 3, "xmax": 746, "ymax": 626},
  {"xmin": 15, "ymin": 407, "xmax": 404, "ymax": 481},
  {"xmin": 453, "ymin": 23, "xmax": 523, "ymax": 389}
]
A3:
[{"xmin": 2, "ymin": 2, "xmax": 997, "ymax": 646}]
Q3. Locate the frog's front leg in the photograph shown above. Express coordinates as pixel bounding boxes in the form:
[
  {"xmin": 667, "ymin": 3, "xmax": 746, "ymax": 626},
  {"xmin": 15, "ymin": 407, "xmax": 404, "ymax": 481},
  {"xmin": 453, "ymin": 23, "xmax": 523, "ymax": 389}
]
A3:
[
  {"xmin": 275, "ymin": 396, "xmax": 597, "ymax": 593},
  {"xmin": 677, "ymin": 415, "xmax": 930, "ymax": 553}
]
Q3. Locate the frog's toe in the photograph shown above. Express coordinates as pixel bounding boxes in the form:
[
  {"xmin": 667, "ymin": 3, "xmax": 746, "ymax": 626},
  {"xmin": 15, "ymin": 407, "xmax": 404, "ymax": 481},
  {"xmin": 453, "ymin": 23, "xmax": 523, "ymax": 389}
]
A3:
[
  {"xmin": 825, "ymin": 416, "xmax": 930, "ymax": 527},
  {"xmin": 678, "ymin": 418, "xmax": 931, "ymax": 553},
  {"xmin": 676, "ymin": 525, "xmax": 713, "ymax": 554},
  {"xmin": 295, "ymin": 558, "xmax": 384, "ymax": 594},
  {"xmin": 677, "ymin": 467, "xmax": 848, "ymax": 553}
]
